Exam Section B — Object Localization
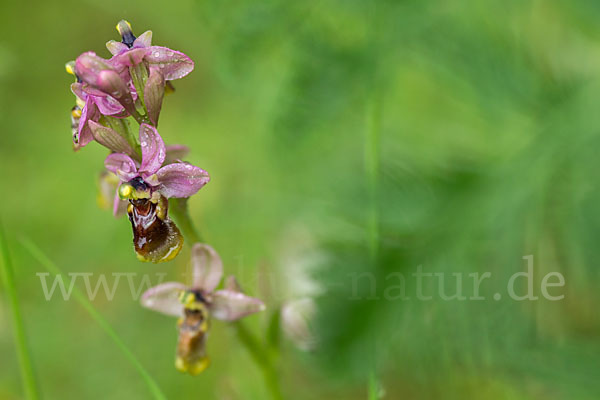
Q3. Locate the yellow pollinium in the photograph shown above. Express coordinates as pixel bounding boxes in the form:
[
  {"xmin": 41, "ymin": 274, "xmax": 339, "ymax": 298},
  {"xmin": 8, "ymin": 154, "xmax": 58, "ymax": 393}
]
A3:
[
  {"xmin": 175, "ymin": 356, "xmax": 210, "ymax": 375},
  {"xmin": 179, "ymin": 291, "xmax": 196, "ymax": 306},
  {"xmin": 116, "ymin": 20, "xmax": 132, "ymax": 35},
  {"xmin": 71, "ymin": 108, "xmax": 82, "ymax": 119},
  {"xmin": 118, "ymin": 183, "xmax": 133, "ymax": 199},
  {"xmin": 65, "ymin": 62, "xmax": 75, "ymax": 76},
  {"xmin": 118, "ymin": 183, "xmax": 151, "ymax": 201}
]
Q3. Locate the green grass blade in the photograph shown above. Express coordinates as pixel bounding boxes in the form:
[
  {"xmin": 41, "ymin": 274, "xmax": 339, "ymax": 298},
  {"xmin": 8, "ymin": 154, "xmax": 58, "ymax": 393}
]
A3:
[
  {"xmin": 20, "ymin": 237, "xmax": 167, "ymax": 400},
  {"xmin": 0, "ymin": 222, "xmax": 40, "ymax": 400},
  {"xmin": 366, "ymin": 86, "xmax": 382, "ymax": 400},
  {"xmin": 365, "ymin": 94, "xmax": 381, "ymax": 262},
  {"xmin": 235, "ymin": 322, "xmax": 283, "ymax": 400},
  {"xmin": 368, "ymin": 372, "xmax": 380, "ymax": 400}
]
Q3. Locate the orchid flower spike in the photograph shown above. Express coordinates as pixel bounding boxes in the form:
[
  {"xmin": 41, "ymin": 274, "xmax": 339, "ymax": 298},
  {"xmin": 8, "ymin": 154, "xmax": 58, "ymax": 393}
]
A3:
[
  {"xmin": 105, "ymin": 19, "xmax": 194, "ymax": 82},
  {"xmin": 66, "ymin": 20, "xmax": 194, "ymax": 150},
  {"xmin": 103, "ymin": 123, "xmax": 209, "ymax": 262},
  {"xmin": 106, "ymin": 19, "xmax": 194, "ymax": 125},
  {"xmin": 141, "ymin": 243, "xmax": 266, "ymax": 374}
]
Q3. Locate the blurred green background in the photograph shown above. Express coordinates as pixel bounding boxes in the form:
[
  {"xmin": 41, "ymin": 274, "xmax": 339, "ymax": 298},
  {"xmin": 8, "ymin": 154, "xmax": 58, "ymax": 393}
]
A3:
[{"xmin": 1, "ymin": 0, "xmax": 600, "ymax": 399}]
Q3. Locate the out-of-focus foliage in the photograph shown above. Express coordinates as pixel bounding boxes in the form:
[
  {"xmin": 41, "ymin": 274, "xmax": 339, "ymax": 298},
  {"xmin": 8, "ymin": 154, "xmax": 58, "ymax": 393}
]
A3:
[{"xmin": 1, "ymin": 0, "xmax": 600, "ymax": 399}]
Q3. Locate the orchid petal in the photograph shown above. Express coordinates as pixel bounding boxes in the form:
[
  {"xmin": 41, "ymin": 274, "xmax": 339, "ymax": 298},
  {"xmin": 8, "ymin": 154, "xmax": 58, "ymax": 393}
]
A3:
[
  {"xmin": 110, "ymin": 47, "xmax": 148, "ymax": 71},
  {"xmin": 209, "ymin": 290, "xmax": 266, "ymax": 321},
  {"xmin": 112, "ymin": 189, "xmax": 127, "ymax": 217},
  {"xmin": 74, "ymin": 82, "xmax": 127, "ymax": 116},
  {"xmin": 144, "ymin": 174, "xmax": 160, "ymax": 186},
  {"xmin": 75, "ymin": 52, "xmax": 114, "ymax": 87},
  {"xmin": 190, "ymin": 243, "xmax": 223, "ymax": 293},
  {"xmin": 96, "ymin": 70, "xmax": 129, "ymax": 97},
  {"xmin": 165, "ymin": 144, "xmax": 190, "ymax": 164},
  {"xmin": 145, "ymin": 46, "xmax": 194, "ymax": 81},
  {"xmin": 155, "ymin": 163, "xmax": 210, "ymax": 198},
  {"xmin": 79, "ymin": 80, "xmax": 135, "ymax": 117},
  {"xmin": 80, "ymin": 84, "xmax": 109, "ymax": 97},
  {"xmin": 70, "ymin": 82, "xmax": 87, "ymax": 102},
  {"xmin": 224, "ymin": 275, "xmax": 243, "ymax": 292},
  {"xmin": 94, "ymin": 95, "xmax": 127, "ymax": 116},
  {"xmin": 144, "ymin": 67, "xmax": 165, "ymax": 126},
  {"xmin": 75, "ymin": 60, "xmax": 137, "ymax": 118},
  {"xmin": 106, "ymin": 40, "xmax": 128, "ymax": 56},
  {"xmin": 76, "ymin": 97, "xmax": 99, "ymax": 147},
  {"xmin": 140, "ymin": 282, "xmax": 187, "ymax": 317},
  {"xmin": 81, "ymin": 77, "xmax": 137, "ymax": 99},
  {"xmin": 134, "ymin": 31, "xmax": 153, "ymax": 48},
  {"xmin": 95, "ymin": 70, "xmax": 137, "ymax": 117},
  {"xmin": 139, "ymin": 123, "xmax": 166, "ymax": 176},
  {"xmin": 104, "ymin": 153, "xmax": 138, "ymax": 182},
  {"xmin": 88, "ymin": 121, "xmax": 137, "ymax": 158}
]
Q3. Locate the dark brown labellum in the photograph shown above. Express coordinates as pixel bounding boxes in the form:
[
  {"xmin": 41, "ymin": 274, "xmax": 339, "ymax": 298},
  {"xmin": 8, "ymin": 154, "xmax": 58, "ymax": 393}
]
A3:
[{"xmin": 127, "ymin": 195, "xmax": 183, "ymax": 263}]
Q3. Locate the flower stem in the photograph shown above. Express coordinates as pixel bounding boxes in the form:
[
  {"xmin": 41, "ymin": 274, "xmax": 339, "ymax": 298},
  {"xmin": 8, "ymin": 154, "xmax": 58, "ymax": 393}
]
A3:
[
  {"xmin": 368, "ymin": 371, "xmax": 380, "ymax": 400},
  {"xmin": 365, "ymin": 94, "xmax": 381, "ymax": 398},
  {"xmin": 0, "ymin": 222, "xmax": 39, "ymax": 400},
  {"xmin": 365, "ymin": 95, "xmax": 380, "ymax": 262},
  {"xmin": 20, "ymin": 238, "xmax": 167, "ymax": 400},
  {"xmin": 235, "ymin": 322, "xmax": 283, "ymax": 400},
  {"xmin": 168, "ymin": 198, "xmax": 202, "ymax": 243}
]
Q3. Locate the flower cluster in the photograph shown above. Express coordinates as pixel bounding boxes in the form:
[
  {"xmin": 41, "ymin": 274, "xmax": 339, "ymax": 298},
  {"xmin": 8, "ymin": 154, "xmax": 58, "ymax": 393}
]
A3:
[
  {"xmin": 62, "ymin": 20, "xmax": 328, "ymax": 382},
  {"xmin": 67, "ymin": 20, "xmax": 266, "ymax": 376},
  {"xmin": 66, "ymin": 20, "xmax": 208, "ymax": 263}
]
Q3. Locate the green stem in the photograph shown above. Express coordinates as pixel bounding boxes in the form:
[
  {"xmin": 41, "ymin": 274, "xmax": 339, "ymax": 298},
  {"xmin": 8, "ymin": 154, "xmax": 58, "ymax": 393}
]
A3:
[
  {"xmin": 20, "ymin": 238, "xmax": 167, "ymax": 400},
  {"xmin": 0, "ymin": 222, "xmax": 39, "ymax": 400},
  {"xmin": 168, "ymin": 198, "xmax": 202, "ymax": 243},
  {"xmin": 365, "ymin": 95, "xmax": 381, "ymax": 398},
  {"xmin": 368, "ymin": 371, "xmax": 379, "ymax": 400},
  {"xmin": 365, "ymin": 96, "xmax": 381, "ymax": 262},
  {"xmin": 169, "ymin": 200, "xmax": 281, "ymax": 399},
  {"xmin": 129, "ymin": 107, "xmax": 147, "ymax": 126},
  {"xmin": 235, "ymin": 322, "xmax": 283, "ymax": 400}
]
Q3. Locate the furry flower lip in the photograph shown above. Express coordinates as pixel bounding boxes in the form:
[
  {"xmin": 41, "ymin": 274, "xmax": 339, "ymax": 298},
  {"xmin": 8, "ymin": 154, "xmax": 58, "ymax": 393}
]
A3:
[
  {"xmin": 104, "ymin": 123, "xmax": 210, "ymax": 262},
  {"xmin": 141, "ymin": 243, "xmax": 266, "ymax": 374}
]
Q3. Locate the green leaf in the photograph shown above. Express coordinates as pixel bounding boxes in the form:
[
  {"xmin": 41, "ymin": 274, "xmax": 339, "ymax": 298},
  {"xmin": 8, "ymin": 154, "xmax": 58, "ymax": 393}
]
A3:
[
  {"xmin": 0, "ymin": 221, "xmax": 39, "ymax": 400},
  {"xmin": 20, "ymin": 238, "xmax": 167, "ymax": 400}
]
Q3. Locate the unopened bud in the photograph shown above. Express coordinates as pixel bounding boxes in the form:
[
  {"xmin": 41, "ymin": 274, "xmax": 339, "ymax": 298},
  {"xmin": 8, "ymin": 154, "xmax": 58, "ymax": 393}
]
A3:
[
  {"xmin": 116, "ymin": 20, "xmax": 136, "ymax": 48},
  {"xmin": 97, "ymin": 70, "xmax": 128, "ymax": 98}
]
